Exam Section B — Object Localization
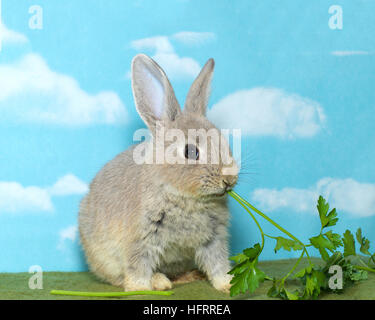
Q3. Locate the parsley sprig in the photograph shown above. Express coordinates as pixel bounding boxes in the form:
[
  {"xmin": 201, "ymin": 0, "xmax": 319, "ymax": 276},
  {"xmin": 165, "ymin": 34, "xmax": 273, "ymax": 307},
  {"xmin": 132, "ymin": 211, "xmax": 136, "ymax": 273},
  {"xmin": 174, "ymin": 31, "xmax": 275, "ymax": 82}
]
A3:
[{"xmin": 228, "ymin": 191, "xmax": 375, "ymax": 300}]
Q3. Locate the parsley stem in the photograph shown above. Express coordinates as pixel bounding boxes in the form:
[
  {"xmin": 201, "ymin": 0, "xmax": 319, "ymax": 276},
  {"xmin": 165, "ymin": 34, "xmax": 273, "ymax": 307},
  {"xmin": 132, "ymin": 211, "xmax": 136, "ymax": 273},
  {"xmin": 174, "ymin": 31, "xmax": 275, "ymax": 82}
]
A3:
[
  {"xmin": 354, "ymin": 265, "xmax": 375, "ymax": 274},
  {"xmin": 228, "ymin": 190, "xmax": 315, "ymax": 271},
  {"xmin": 280, "ymin": 249, "xmax": 306, "ymax": 284},
  {"xmin": 50, "ymin": 290, "xmax": 174, "ymax": 297},
  {"xmin": 228, "ymin": 191, "xmax": 305, "ymax": 247},
  {"xmin": 303, "ymin": 248, "xmax": 313, "ymax": 266},
  {"xmin": 355, "ymin": 258, "xmax": 375, "ymax": 273},
  {"xmin": 231, "ymin": 192, "xmax": 265, "ymax": 256},
  {"xmin": 264, "ymin": 233, "xmax": 278, "ymax": 240}
]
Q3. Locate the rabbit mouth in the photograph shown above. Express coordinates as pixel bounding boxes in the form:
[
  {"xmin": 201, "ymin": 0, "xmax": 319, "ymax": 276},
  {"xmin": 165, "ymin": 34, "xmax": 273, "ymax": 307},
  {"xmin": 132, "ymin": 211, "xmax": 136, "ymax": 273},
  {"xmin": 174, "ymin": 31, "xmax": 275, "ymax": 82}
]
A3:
[
  {"xmin": 212, "ymin": 189, "xmax": 227, "ymax": 197},
  {"xmin": 214, "ymin": 182, "xmax": 234, "ymax": 197},
  {"xmin": 209, "ymin": 182, "xmax": 234, "ymax": 197}
]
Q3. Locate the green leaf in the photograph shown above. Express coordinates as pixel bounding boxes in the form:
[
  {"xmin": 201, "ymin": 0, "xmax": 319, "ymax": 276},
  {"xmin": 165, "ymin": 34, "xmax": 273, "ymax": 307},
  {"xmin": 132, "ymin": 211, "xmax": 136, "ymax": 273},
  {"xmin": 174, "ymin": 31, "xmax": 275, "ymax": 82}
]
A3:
[
  {"xmin": 326, "ymin": 209, "xmax": 338, "ymax": 228},
  {"xmin": 274, "ymin": 236, "xmax": 304, "ymax": 253},
  {"xmin": 317, "ymin": 196, "xmax": 338, "ymax": 229},
  {"xmin": 267, "ymin": 280, "xmax": 279, "ymax": 298},
  {"xmin": 229, "ymin": 262, "xmax": 250, "ymax": 296},
  {"xmin": 342, "ymin": 230, "xmax": 356, "ymax": 257},
  {"xmin": 266, "ymin": 280, "xmax": 301, "ymax": 300},
  {"xmin": 317, "ymin": 195, "xmax": 329, "ymax": 220},
  {"xmin": 229, "ymin": 253, "xmax": 248, "ymax": 264},
  {"xmin": 228, "ymin": 260, "xmax": 249, "ymax": 276},
  {"xmin": 284, "ymin": 289, "xmax": 300, "ymax": 300},
  {"xmin": 247, "ymin": 263, "xmax": 267, "ymax": 293},
  {"xmin": 229, "ymin": 259, "xmax": 266, "ymax": 296},
  {"xmin": 300, "ymin": 269, "xmax": 326, "ymax": 299},
  {"xmin": 305, "ymin": 274, "xmax": 317, "ymax": 296},
  {"xmin": 229, "ymin": 243, "xmax": 261, "ymax": 268},
  {"xmin": 310, "ymin": 231, "xmax": 342, "ymax": 262},
  {"xmin": 341, "ymin": 260, "xmax": 368, "ymax": 283},
  {"xmin": 313, "ymin": 269, "xmax": 327, "ymax": 290},
  {"xmin": 356, "ymin": 228, "xmax": 371, "ymax": 256},
  {"xmin": 243, "ymin": 243, "xmax": 262, "ymax": 261},
  {"xmin": 309, "ymin": 234, "xmax": 336, "ymax": 261},
  {"xmin": 294, "ymin": 264, "xmax": 314, "ymax": 278},
  {"xmin": 350, "ymin": 270, "xmax": 368, "ymax": 282},
  {"xmin": 324, "ymin": 231, "xmax": 343, "ymax": 249},
  {"xmin": 229, "ymin": 243, "xmax": 266, "ymax": 297}
]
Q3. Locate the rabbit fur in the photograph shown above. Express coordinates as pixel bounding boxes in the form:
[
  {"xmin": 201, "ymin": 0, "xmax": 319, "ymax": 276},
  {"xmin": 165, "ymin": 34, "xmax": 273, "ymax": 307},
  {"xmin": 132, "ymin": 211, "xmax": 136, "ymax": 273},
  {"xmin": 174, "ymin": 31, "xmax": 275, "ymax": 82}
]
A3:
[{"xmin": 79, "ymin": 54, "xmax": 239, "ymax": 292}]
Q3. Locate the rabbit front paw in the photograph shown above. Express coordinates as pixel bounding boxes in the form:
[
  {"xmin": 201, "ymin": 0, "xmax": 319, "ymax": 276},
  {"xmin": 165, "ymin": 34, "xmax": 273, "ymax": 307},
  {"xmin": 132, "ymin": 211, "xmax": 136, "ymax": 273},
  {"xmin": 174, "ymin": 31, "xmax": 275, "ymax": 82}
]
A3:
[
  {"xmin": 124, "ymin": 276, "xmax": 152, "ymax": 292},
  {"xmin": 211, "ymin": 274, "xmax": 233, "ymax": 293},
  {"xmin": 151, "ymin": 273, "xmax": 173, "ymax": 291}
]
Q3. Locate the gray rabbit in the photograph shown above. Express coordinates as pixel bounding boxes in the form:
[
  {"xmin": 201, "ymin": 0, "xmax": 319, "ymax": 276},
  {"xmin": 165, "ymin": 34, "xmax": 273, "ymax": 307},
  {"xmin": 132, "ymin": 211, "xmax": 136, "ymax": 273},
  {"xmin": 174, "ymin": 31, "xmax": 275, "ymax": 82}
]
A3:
[{"xmin": 79, "ymin": 54, "xmax": 238, "ymax": 292}]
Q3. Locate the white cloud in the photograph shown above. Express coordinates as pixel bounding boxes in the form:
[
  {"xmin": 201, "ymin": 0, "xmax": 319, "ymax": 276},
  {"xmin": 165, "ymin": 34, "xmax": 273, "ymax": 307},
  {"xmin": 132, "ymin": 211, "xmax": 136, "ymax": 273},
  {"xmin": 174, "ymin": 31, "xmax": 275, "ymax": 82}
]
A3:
[
  {"xmin": 130, "ymin": 31, "xmax": 216, "ymax": 80},
  {"xmin": 331, "ymin": 51, "xmax": 371, "ymax": 56},
  {"xmin": 152, "ymin": 51, "xmax": 201, "ymax": 80},
  {"xmin": 0, "ymin": 182, "xmax": 53, "ymax": 213},
  {"xmin": 49, "ymin": 174, "xmax": 89, "ymax": 196},
  {"xmin": 0, "ymin": 22, "xmax": 28, "ymax": 45},
  {"xmin": 131, "ymin": 36, "xmax": 174, "ymax": 53},
  {"xmin": 251, "ymin": 177, "xmax": 375, "ymax": 217},
  {"xmin": 0, "ymin": 53, "xmax": 128, "ymax": 125},
  {"xmin": 57, "ymin": 225, "xmax": 78, "ymax": 251},
  {"xmin": 171, "ymin": 31, "xmax": 216, "ymax": 46},
  {"xmin": 208, "ymin": 88, "xmax": 326, "ymax": 139},
  {"xmin": 0, "ymin": 174, "xmax": 88, "ymax": 214}
]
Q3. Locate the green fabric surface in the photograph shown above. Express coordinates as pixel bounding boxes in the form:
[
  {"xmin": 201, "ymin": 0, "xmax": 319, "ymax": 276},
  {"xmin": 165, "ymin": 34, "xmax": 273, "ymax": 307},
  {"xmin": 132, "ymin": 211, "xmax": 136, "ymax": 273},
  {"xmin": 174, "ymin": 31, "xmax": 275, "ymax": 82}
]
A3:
[{"xmin": 1, "ymin": 258, "xmax": 374, "ymax": 300}]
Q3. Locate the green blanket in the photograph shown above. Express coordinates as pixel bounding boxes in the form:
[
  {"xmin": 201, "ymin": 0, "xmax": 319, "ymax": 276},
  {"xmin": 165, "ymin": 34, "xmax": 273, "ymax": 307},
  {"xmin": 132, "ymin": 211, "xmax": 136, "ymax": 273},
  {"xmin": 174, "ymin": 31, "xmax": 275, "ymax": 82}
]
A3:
[{"xmin": 1, "ymin": 258, "xmax": 374, "ymax": 300}]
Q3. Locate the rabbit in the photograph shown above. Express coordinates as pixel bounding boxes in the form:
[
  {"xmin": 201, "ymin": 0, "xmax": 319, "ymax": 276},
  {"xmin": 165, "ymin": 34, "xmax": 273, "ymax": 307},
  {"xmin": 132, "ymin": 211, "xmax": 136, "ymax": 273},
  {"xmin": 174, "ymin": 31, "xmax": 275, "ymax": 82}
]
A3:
[{"xmin": 78, "ymin": 53, "xmax": 239, "ymax": 292}]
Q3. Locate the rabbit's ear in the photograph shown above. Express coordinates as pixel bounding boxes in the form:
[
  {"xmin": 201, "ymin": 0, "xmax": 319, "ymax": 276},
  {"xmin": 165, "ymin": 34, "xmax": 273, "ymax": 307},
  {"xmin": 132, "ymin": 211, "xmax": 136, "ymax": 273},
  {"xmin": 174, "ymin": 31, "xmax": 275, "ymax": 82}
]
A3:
[
  {"xmin": 131, "ymin": 54, "xmax": 180, "ymax": 133},
  {"xmin": 184, "ymin": 58, "xmax": 215, "ymax": 116}
]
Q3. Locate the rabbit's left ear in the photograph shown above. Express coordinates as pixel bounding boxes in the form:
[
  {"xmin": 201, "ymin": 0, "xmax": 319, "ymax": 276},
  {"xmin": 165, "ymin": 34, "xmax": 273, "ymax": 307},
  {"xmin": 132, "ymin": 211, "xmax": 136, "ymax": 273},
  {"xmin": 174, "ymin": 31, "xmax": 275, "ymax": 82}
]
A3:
[
  {"xmin": 184, "ymin": 58, "xmax": 215, "ymax": 116},
  {"xmin": 131, "ymin": 54, "xmax": 180, "ymax": 134}
]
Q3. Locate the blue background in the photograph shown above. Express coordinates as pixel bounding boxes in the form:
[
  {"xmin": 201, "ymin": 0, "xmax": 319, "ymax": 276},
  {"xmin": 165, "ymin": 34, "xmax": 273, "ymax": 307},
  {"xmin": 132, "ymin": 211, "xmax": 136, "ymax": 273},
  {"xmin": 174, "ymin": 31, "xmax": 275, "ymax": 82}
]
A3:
[{"xmin": 0, "ymin": 0, "xmax": 374, "ymax": 272}]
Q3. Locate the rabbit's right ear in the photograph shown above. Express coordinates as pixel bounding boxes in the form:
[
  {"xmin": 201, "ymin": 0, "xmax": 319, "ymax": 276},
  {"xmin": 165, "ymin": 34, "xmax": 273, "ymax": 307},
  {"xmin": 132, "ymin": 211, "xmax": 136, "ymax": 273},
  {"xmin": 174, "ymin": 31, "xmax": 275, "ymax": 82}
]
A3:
[{"xmin": 131, "ymin": 54, "xmax": 180, "ymax": 134}]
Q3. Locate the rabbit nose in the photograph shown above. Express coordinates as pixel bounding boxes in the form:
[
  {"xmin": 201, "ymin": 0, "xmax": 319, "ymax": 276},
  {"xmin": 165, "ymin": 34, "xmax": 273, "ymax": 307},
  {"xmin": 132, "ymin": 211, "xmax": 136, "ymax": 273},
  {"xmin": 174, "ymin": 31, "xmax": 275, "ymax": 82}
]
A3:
[
  {"xmin": 221, "ymin": 162, "xmax": 239, "ymax": 177},
  {"xmin": 223, "ymin": 176, "xmax": 237, "ymax": 190}
]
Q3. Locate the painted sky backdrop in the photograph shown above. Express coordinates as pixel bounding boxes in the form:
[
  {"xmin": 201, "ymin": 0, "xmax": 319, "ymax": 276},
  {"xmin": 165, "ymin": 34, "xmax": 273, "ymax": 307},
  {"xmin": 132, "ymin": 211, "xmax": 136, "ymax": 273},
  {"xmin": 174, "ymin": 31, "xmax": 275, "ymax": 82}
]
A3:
[{"xmin": 0, "ymin": 0, "xmax": 374, "ymax": 272}]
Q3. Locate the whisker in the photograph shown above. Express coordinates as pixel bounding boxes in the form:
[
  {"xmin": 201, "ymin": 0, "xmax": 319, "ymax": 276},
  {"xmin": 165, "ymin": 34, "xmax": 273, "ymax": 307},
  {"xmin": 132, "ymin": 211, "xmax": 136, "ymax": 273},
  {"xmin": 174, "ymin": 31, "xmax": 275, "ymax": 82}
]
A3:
[{"xmin": 238, "ymin": 172, "xmax": 260, "ymax": 176}]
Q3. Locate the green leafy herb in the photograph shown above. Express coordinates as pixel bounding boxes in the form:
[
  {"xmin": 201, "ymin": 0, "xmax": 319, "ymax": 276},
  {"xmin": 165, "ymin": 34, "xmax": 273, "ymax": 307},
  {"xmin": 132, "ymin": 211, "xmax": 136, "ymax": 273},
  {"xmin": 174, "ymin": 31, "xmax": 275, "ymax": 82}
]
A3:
[
  {"xmin": 317, "ymin": 196, "xmax": 338, "ymax": 230},
  {"xmin": 309, "ymin": 231, "xmax": 342, "ymax": 261},
  {"xmin": 274, "ymin": 236, "xmax": 304, "ymax": 253},
  {"xmin": 228, "ymin": 191, "xmax": 375, "ymax": 300},
  {"xmin": 342, "ymin": 230, "xmax": 356, "ymax": 257},
  {"xmin": 356, "ymin": 228, "xmax": 371, "ymax": 256},
  {"xmin": 229, "ymin": 243, "xmax": 266, "ymax": 296}
]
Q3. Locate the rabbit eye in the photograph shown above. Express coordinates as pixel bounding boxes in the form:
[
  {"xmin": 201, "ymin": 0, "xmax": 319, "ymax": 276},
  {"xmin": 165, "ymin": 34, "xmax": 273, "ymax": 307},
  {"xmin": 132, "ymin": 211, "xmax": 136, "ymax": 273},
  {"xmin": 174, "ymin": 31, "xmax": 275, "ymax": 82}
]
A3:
[{"xmin": 185, "ymin": 144, "xmax": 199, "ymax": 160}]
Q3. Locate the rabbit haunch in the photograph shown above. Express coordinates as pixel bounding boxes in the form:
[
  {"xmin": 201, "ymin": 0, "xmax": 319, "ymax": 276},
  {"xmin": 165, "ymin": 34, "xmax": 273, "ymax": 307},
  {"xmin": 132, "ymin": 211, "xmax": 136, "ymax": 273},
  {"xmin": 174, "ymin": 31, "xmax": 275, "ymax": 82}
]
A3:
[{"xmin": 79, "ymin": 54, "xmax": 238, "ymax": 292}]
